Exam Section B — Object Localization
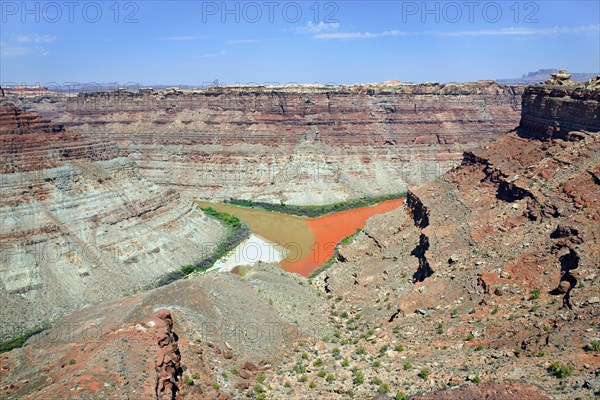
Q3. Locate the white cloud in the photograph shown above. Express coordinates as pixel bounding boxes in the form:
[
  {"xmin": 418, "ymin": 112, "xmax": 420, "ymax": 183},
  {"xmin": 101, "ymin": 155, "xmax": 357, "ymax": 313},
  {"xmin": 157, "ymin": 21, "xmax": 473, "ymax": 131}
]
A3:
[
  {"xmin": 315, "ymin": 30, "xmax": 407, "ymax": 40},
  {"xmin": 15, "ymin": 34, "xmax": 56, "ymax": 43},
  {"xmin": 0, "ymin": 43, "xmax": 49, "ymax": 57},
  {"xmin": 160, "ymin": 36, "xmax": 200, "ymax": 41},
  {"xmin": 226, "ymin": 39, "xmax": 258, "ymax": 44},
  {"xmin": 314, "ymin": 24, "xmax": 600, "ymax": 40},
  {"xmin": 301, "ymin": 21, "xmax": 339, "ymax": 33},
  {"xmin": 196, "ymin": 50, "xmax": 228, "ymax": 58},
  {"xmin": 439, "ymin": 24, "xmax": 600, "ymax": 37}
]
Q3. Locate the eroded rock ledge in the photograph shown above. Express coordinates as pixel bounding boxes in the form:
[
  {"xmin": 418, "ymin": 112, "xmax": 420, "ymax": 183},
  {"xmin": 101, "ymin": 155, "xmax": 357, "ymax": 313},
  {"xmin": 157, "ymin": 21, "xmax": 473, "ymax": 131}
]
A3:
[
  {"xmin": 310, "ymin": 80, "xmax": 598, "ymax": 399},
  {"xmin": 24, "ymin": 81, "xmax": 524, "ymax": 204},
  {"xmin": 0, "ymin": 98, "xmax": 226, "ymax": 331}
]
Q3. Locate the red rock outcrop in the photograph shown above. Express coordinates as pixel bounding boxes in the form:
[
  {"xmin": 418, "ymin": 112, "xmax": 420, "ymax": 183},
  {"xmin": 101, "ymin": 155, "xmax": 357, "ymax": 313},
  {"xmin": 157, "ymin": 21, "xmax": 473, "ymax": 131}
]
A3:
[
  {"xmin": 308, "ymin": 80, "xmax": 599, "ymax": 399},
  {"xmin": 412, "ymin": 381, "xmax": 554, "ymax": 399},
  {"xmin": 153, "ymin": 309, "xmax": 182, "ymax": 399}
]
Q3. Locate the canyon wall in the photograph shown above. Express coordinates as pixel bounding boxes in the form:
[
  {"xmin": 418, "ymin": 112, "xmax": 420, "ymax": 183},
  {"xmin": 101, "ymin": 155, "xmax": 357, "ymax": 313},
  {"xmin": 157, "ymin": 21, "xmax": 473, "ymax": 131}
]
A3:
[
  {"xmin": 312, "ymin": 82, "xmax": 599, "ymax": 398},
  {"xmin": 28, "ymin": 81, "xmax": 524, "ymax": 204},
  {"xmin": 1, "ymin": 81, "xmax": 597, "ymax": 399},
  {"xmin": 0, "ymin": 95, "xmax": 226, "ymax": 331}
]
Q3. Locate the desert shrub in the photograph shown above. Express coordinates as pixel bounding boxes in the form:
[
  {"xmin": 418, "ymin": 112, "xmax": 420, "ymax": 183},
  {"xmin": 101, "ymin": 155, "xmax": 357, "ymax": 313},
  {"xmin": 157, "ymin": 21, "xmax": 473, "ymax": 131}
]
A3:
[
  {"xmin": 586, "ymin": 340, "xmax": 600, "ymax": 351},
  {"xmin": 549, "ymin": 362, "xmax": 574, "ymax": 378}
]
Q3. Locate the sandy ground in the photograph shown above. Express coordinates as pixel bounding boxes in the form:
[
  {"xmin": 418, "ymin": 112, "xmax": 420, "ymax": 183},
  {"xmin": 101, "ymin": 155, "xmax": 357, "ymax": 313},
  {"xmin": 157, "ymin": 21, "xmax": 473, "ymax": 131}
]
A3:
[{"xmin": 211, "ymin": 233, "xmax": 284, "ymax": 271}]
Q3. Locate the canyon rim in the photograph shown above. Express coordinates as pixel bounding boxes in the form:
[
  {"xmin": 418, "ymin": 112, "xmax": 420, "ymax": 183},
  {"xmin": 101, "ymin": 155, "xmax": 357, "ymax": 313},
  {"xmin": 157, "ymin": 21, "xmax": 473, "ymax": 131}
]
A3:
[{"xmin": 1, "ymin": 1, "xmax": 600, "ymax": 399}]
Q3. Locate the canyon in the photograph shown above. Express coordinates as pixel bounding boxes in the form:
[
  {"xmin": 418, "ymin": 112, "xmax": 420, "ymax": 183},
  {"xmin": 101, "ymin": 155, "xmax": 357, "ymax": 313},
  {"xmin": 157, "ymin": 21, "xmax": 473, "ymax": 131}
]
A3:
[
  {"xmin": 24, "ymin": 81, "xmax": 523, "ymax": 204},
  {"xmin": 0, "ymin": 76, "xmax": 598, "ymax": 399},
  {"xmin": 0, "ymin": 80, "xmax": 524, "ymax": 333}
]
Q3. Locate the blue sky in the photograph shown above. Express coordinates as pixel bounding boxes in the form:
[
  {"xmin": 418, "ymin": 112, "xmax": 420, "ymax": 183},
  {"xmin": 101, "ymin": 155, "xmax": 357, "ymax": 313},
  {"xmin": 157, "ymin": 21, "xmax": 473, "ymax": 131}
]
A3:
[{"xmin": 1, "ymin": 1, "xmax": 598, "ymax": 85}]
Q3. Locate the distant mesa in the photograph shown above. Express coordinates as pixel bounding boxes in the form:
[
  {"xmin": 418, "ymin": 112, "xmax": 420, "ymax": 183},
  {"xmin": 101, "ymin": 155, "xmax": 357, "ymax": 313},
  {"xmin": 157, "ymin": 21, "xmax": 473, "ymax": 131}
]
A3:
[{"xmin": 498, "ymin": 68, "xmax": 599, "ymax": 84}]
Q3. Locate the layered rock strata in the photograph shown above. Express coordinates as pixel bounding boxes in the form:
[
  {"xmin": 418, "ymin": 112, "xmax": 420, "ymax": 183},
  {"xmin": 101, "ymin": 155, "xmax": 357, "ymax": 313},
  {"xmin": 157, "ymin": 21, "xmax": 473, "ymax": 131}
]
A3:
[
  {"xmin": 25, "ymin": 81, "xmax": 524, "ymax": 204},
  {"xmin": 306, "ymin": 82, "xmax": 599, "ymax": 398},
  {"xmin": 0, "ymin": 97, "xmax": 226, "ymax": 331}
]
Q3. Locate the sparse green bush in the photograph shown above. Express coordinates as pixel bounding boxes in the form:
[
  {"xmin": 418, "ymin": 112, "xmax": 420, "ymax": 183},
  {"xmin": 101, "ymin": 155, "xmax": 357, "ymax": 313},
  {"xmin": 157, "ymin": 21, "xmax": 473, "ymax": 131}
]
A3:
[
  {"xmin": 68, "ymin": 358, "xmax": 76, "ymax": 365},
  {"xmin": 472, "ymin": 375, "xmax": 481, "ymax": 384},
  {"xmin": 342, "ymin": 358, "xmax": 350, "ymax": 367},
  {"xmin": 395, "ymin": 391, "xmax": 407, "ymax": 400},
  {"xmin": 436, "ymin": 322, "xmax": 445, "ymax": 334},
  {"xmin": 183, "ymin": 375, "xmax": 194, "ymax": 385},
  {"xmin": 192, "ymin": 373, "xmax": 200, "ymax": 379},
  {"xmin": 356, "ymin": 347, "xmax": 366, "ymax": 355},
  {"xmin": 378, "ymin": 383, "xmax": 390, "ymax": 394},
  {"xmin": 313, "ymin": 358, "xmax": 324, "ymax": 367},
  {"xmin": 379, "ymin": 344, "xmax": 389, "ymax": 356},
  {"xmin": 298, "ymin": 374, "xmax": 308, "ymax": 382},
  {"xmin": 353, "ymin": 370, "xmax": 365, "ymax": 385},
  {"xmin": 549, "ymin": 362, "xmax": 574, "ymax": 378},
  {"xmin": 395, "ymin": 344, "xmax": 405, "ymax": 352},
  {"xmin": 318, "ymin": 370, "xmax": 327, "ymax": 378},
  {"xmin": 256, "ymin": 372, "xmax": 266, "ymax": 384},
  {"xmin": 475, "ymin": 344, "xmax": 484, "ymax": 351},
  {"xmin": 403, "ymin": 362, "xmax": 412, "ymax": 370},
  {"xmin": 418, "ymin": 367, "xmax": 430, "ymax": 379},
  {"xmin": 530, "ymin": 288, "xmax": 541, "ymax": 300},
  {"xmin": 326, "ymin": 373, "xmax": 335, "ymax": 383},
  {"xmin": 0, "ymin": 323, "xmax": 50, "ymax": 354},
  {"xmin": 586, "ymin": 340, "xmax": 600, "ymax": 352},
  {"xmin": 294, "ymin": 364, "xmax": 306, "ymax": 374}
]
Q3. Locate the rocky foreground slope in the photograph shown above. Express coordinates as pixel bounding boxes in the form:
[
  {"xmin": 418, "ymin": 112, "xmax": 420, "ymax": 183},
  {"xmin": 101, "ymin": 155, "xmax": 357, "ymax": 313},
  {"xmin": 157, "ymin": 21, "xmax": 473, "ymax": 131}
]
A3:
[
  {"xmin": 1, "ymin": 79, "xmax": 597, "ymax": 399},
  {"xmin": 0, "ymin": 92, "xmax": 226, "ymax": 331},
  {"xmin": 24, "ymin": 81, "xmax": 523, "ymax": 204}
]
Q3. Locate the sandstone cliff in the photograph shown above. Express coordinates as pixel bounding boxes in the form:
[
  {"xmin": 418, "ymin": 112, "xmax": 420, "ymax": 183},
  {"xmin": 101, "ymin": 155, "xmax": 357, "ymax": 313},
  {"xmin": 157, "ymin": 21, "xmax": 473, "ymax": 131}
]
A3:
[
  {"xmin": 305, "ymin": 82, "xmax": 599, "ymax": 398},
  {"xmin": 26, "ymin": 81, "xmax": 523, "ymax": 204},
  {"xmin": 1, "ymin": 81, "xmax": 597, "ymax": 399},
  {"xmin": 0, "ymin": 99, "xmax": 226, "ymax": 331}
]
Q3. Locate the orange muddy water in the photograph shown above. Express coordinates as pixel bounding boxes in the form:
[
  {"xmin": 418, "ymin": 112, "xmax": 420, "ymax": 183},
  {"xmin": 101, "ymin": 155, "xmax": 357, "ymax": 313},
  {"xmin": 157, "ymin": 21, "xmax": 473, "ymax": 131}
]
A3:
[{"xmin": 196, "ymin": 199, "xmax": 405, "ymax": 276}]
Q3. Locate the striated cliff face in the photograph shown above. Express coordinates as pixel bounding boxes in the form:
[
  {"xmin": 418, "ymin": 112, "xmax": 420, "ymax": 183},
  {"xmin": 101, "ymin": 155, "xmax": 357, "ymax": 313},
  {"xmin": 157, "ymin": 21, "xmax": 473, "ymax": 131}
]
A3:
[
  {"xmin": 0, "ymin": 99, "xmax": 226, "ymax": 331},
  {"xmin": 306, "ymin": 83, "xmax": 599, "ymax": 399},
  {"xmin": 25, "ymin": 81, "xmax": 524, "ymax": 204},
  {"xmin": 2, "ymin": 81, "xmax": 597, "ymax": 399},
  {"xmin": 519, "ymin": 85, "xmax": 600, "ymax": 140}
]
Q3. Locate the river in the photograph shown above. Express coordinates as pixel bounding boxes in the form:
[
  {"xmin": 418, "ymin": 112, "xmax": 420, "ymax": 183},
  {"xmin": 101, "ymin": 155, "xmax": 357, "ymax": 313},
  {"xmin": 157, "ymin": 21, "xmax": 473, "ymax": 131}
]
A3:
[{"xmin": 196, "ymin": 199, "xmax": 405, "ymax": 276}]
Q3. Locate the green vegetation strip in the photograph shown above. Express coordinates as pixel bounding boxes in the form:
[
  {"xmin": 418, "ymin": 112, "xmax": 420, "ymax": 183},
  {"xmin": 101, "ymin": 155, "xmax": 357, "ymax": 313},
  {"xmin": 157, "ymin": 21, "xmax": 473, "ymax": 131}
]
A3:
[
  {"xmin": 147, "ymin": 207, "xmax": 250, "ymax": 289},
  {"xmin": 0, "ymin": 323, "xmax": 50, "ymax": 354},
  {"xmin": 309, "ymin": 228, "xmax": 362, "ymax": 279},
  {"xmin": 224, "ymin": 193, "xmax": 406, "ymax": 218}
]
